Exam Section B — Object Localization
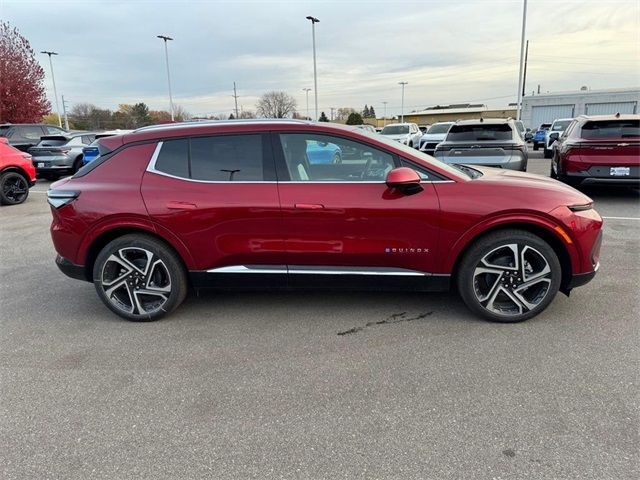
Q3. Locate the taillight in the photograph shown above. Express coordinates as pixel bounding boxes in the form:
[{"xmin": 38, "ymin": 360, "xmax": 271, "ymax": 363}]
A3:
[
  {"xmin": 60, "ymin": 148, "xmax": 72, "ymax": 155},
  {"xmin": 47, "ymin": 190, "xmax": 80, "ymax": 209}
]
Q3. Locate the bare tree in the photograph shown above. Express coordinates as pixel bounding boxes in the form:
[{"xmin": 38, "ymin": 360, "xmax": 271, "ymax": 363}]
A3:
[
  {"xmin": 256, "ymin": 91, "xmax": 297, "ymax": 118},
  {"xmin": 172, "ymin": 104, "xmax": 190, "ymax": 122}
]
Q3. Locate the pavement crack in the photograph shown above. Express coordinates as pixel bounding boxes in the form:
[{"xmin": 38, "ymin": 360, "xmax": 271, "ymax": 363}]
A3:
[{"xmin": 337, "ymin": 311, "xmax": 433, "ymax": 336}]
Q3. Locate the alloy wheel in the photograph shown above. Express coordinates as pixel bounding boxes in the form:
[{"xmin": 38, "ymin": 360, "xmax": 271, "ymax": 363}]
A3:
[
  {"xmin": 472, "ymin": 243, "xmax": 552, "ymax": 316},
  {"xmin": 2, "ymin": 175, "xmax": 28, "ymax": 204},
  {"xmin": 100, "ymin": 247, "xmax": 172, "ymax": 316}
]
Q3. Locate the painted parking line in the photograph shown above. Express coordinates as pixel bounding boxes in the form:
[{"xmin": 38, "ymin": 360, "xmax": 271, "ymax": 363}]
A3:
[{"xmin": 602, "ymin": 216, "xmax": 640, "ymax": 221}]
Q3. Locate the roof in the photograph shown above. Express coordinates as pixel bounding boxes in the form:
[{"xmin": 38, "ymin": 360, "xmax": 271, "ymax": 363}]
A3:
[
  {"xmin": 525, "ymin": 87, "xmax": 640, "ymax": 99},
  {"xmin": 124, "ymin": 119, "xmax": 361, "ymax": 144},
  {"xmin": 453, "ymin": 118, "xmax": 512, "ymax": 125},
  {"xmin": 576, "ymin": 113, "xmax": 640, "ymax": 121}
]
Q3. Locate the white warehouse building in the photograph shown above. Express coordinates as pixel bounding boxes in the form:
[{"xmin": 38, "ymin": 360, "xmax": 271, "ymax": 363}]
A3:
[{"xmin": 521, "ymin": 87, "xmax": 639, "ymax": 129}]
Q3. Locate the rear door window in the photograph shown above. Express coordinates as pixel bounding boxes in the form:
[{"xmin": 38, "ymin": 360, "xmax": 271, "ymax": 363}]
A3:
[
  {"xmin": 190, "ymin": 134, "xmax": 264, "ymax": 181},
  {"xmin": 19, "ymin": 126, "xmax": 44, "ymax": 140},
  {"xmin": 153, "ymin": 134, "xmax": 268, "ymax": 182},
  {"xmin": 446, "ymin": 124, "xmax": 513, "ymax": 141}
]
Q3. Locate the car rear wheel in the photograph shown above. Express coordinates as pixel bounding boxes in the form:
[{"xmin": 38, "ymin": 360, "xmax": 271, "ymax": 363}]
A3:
[
  {"xmin": 544, "ymin": 148, "xmax": 552, "ymax": 159},
  {"xmin": 93, "ymin": 234, "xmax": 188, "ymax": 321},
  {"xmin": 73, "ymin": 156, "xmax": 84, "ymax": 173},
  {"xmin": 457, "ymin": 230, "xmax": 561, "ymax": 323},
  {"xmin": 0, "ymin": 171, "xmax": 29, "ymax": 205}
]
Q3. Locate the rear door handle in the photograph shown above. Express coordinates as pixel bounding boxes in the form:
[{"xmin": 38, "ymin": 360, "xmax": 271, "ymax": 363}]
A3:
[
  {"xmin": 294, "ymin": 203, "xmax": 324, "ymax": 210},
  {"xmin": 166, "ymin": 201, "xmax": 197, "ymax": 210}
]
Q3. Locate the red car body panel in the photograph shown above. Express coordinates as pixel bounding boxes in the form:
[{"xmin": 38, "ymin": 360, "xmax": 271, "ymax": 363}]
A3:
[
  {"xmin": 47, "ymin": 121, "xmax": 602, "ymax": 294},
  {"xmin": 0, "ymin": 137, "xmax": 36, "ymax": 183}
]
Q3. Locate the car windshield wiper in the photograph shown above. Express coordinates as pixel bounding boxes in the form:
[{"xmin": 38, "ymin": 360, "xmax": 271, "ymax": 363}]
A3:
[{"xmin": 452, "ymin": 164, "xmax": 481, "ymax": 179}]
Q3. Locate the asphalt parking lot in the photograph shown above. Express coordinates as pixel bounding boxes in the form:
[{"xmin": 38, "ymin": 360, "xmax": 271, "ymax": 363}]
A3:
[{"xmin": 1, "ymin": 151, "xmax": 638, "ymax": 479}]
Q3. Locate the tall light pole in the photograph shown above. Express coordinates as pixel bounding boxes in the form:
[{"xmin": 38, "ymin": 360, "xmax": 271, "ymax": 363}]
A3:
[
  {"xmin": 399, "ymin": 82, "xmax": 408, "ymax": 123},
  {"xmin": 302, "ymin": 88, "xmax": 311, "ymax": 120},
  {"xmin": 157, "ymin": 35, "xmax": 175, "ymax": 121},
  {"xmin": 41, "ymin": 51, "xmax": 62, "ymax": 127},
  {"xmin": 516, "ymin": 0, "xmax": 528, "ymax": 121},
  {"xmin": 382, "ymin": 101, "xmax": 388, "ymax": 126},
  {"xmin": 306, "ymin": 16, "xmax": 320, "ymax": 121},
  {"xmin": 232, "ymin": 82, "xmax": 240, "ymax": 118}
]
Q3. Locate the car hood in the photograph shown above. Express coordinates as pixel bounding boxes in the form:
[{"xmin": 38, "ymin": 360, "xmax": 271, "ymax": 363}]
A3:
[
  {"xmin": 420, "ymin": 133, "xmax": 447, "ymax": 142},
  {"xmin": 468, "ymin": 166, "xmax": 593, "ymax": 205},
  {"xmin": 382, "ymin": 134, "xmax": 410, "ymax": 141}
]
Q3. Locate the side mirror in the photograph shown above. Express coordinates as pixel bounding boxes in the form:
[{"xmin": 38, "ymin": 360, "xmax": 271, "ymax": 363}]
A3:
[
  {"xmin": 549, "ymin": 132, "xmax": 559, "ymax": 142},
  {"xmin": 386, "ymin": 167, "xmax": 423, "ymax": 194}
]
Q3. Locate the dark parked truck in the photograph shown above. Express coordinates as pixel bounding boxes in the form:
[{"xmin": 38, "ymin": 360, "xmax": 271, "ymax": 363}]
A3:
[{"xmin": 551, "ymin": 114, "xmax": 640, "ymax": 186}]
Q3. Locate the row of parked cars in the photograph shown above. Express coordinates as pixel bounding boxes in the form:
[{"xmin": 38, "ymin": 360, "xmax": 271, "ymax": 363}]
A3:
[{"xmin": 0, "ymin": 123, "xmax": 131, "ymax": 204}]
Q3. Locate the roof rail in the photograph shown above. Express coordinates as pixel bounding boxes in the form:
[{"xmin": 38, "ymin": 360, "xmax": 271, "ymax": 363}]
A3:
[{"xmin": 133, "ymin": 118, "xmax": 311, "ymax": 133}]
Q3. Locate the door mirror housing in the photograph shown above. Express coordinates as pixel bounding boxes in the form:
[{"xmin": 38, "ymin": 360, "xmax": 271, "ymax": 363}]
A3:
[
  {"xmin": 386, "ymin": 167, "xmax": 423, "ymax": 194},
  {"xmin": 549, "ymin": 132, "xmax": 560, "ymax": 142}
]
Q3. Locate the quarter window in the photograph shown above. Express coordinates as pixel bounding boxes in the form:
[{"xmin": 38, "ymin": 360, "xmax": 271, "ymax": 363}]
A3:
[
  {"xmin": 279, "ymin": 133, "xmax": 395, "ymax": 182},
  {"xmin": 155, "ymin": 139, "xmax": 189, "ymax": 178}
]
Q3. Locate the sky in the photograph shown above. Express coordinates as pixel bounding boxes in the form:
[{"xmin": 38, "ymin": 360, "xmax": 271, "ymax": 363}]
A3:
[{"xmin": 3, "ymin": 0, "xmax": 639, "ymax": 119}]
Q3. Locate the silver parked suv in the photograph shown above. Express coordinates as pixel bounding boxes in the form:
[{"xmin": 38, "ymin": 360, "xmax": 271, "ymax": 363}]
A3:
[
  {"xmin": 29, "ymin": 132, "xmax": 96, "ymax": 180},
  {"xmin": 433, "ymin": 118, "xmax": 528, "ymax": 171}
]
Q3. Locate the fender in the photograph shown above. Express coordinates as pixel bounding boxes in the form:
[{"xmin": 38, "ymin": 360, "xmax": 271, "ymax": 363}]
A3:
[
  {"xmin": 77, "ymin": 214, "xmax": 196, "ymax": 269},
  {"xmin": 443, "ymin": 211, "xmax": 580, "ymax": 273}
]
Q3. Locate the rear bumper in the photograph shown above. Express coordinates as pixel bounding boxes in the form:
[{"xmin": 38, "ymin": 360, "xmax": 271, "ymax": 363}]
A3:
[
  {"xmin": 55, "ymin": 255, "xmax": 87, "ymax": 282},
  {"xmin": 564, "ymin": 171, "xmax": 640, "ymax": 186}
]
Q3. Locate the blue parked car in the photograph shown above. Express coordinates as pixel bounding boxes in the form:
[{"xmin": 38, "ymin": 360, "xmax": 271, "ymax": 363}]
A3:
[
  {"xmin": 306, "ymin": 140, "xmax": 342, "ymax": 164},
  {"xmin": 82, "ymin": 130, "xmax": 133, "ymax": 166},
  {"xmin": 532, "ymin": 123, "xmax": 551, "ymax": 151}
]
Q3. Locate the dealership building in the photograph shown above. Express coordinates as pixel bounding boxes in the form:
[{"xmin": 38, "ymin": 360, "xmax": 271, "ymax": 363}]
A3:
[{"xmin": 521, "ymin": 87, "xmax": 639, "ymax": 129}]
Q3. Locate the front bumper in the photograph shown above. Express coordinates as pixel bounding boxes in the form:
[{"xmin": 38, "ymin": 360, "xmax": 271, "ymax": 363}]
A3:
[{"xmin": 55, "ymin": 254, "xmax": 88, "ymax": 282}]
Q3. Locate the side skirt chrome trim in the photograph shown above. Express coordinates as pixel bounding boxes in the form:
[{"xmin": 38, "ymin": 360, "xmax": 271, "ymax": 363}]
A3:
[{"xmin": 204, "ymin": 265, "xmax": 448, "ymax": 277}]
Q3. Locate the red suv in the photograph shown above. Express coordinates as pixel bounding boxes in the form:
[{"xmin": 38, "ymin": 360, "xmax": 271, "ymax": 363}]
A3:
[
  {"xmin": 550, "ymin": 114, "xmax": 639, "ymax": 186},
  {"xmin": 0, "ymin": 137, "xmax": 36, "ymax": 205},
  {"xmin": 48, "ymin": 120, "xmax": 603, "ymax": 323}
]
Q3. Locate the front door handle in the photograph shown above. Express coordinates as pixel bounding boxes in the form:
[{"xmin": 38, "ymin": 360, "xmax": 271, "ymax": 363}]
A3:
[
  {"xmin": 166, "ymin": 201, "xmax": 197, "ymax": 210},
  {"xmin": 295, "ymin": 203, "xmax": 324, "ymax": 210}
]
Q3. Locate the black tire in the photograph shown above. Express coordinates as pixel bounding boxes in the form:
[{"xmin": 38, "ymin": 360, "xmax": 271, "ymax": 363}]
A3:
[
  {"xmin": 73, "ymin": 156, "xmax": 84, "ymax": 173},
  {"xmin": 533, "ymin": 143, "xmax": 539, "ymax": 151},
  {"xmin": 456, "ymin": 229, "xmax": 561, "ymax": 323},
  {"xmin": 93, "ymin": 234, "xmax": 188, "ymax": 321},
  {"xmin": 544, "ymin": 148, "xmax": 552, "ymax": 159},
  {"xmin": 550, "ymin": 157, "xmax": 558, "ymax": 179},
  {"xmin": 0, "ymin": 171, "xmax": 29, "ymax": 205}
]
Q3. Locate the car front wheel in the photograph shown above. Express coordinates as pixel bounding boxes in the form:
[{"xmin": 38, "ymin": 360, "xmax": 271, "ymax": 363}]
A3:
[
  {"xmin": 93, "ymin": 234, "xmax": 188, "ymax": 321},
  {"xmin": 457, "ymin": 230, "xmax": 561, "ymax": 322}
]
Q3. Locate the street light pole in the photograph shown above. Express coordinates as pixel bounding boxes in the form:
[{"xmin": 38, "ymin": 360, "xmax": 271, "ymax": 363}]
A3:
[
  {"xmin": 41, "ymin": 51, "xmax": 61, "ymax": 128},
  {"xmin": 516, "ymin": 0, "xmax": 528, "ymax": 121},
  {"xmin": 157, "ymin": 35, "xmax": 175, "ymax": 121},
  {"xmin": 306, "ymin": 16, "xmax": 320, "ymax": 121},
  {"xmin": 382, "ymin": 101, "xmax": 388, "ymax": 126},
  {"xmin": 399, "ymin": 82, "xmax": 408, "ymax": 123},
  {"xmin": 302, "ymin": 88, "xmax": 311, "ymax": 120}
]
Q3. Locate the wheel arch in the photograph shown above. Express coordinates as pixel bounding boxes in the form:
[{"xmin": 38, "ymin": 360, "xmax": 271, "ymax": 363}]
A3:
[
  {"xmin": 82, "ymin": 226, "xmax": 193, "ymax": 283},
  {"xmin": 449, "ymin": 221, "xmax": 574, "ymax": 293},
  {"xmin": 1, "ymin": 166, "xmax": 30, "ymax": 181}
]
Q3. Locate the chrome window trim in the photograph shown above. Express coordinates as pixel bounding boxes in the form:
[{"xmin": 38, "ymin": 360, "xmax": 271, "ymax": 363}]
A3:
[{"xmin": 147, "ymin": 141, "xmax": 456, "ymax": 185}]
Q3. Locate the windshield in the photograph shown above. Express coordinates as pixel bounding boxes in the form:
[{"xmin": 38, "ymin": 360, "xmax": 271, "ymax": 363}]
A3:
[
  {"xmin": 446, "ymin": 124, "xmax": 513, "ymax": 141},
  {"xmin": 551, "ymin": 120, "xmax": 572, "ymax": 131},
  {"xmin": 358, "ymin": 129, "xmax": 471, "ymax": 180},
  {"xmin": 381, "ymin": 125, "xmax": 409, "ymax": 135},
  {"xmin": 426, "ymin": 123, "xmax": 452, "ymax": 135},
  {"xmin": 538, "ymin": 124, "xmax": 551, "ymax": 130},
  {"xmin": 581, "ymin": 120, "xmax": 639, "ymax": 139}
]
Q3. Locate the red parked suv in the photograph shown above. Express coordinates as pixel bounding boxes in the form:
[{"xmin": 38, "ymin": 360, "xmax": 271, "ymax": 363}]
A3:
[
  {"xmin": 550, "ymin": 114, "xmax": 639, "ymax": 186},
  {"xmin": 0, "ymin": 137, "xmax": 36, "ymax": 205},
  {"xmin": 48, "ymin": 120, "xmax": 603, "ymax": 323}
]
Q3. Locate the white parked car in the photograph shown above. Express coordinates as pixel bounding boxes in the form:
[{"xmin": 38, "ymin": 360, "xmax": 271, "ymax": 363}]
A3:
[
  {"xmin": 379, "ymin": 123, "xmax": 422, "ymax": 148},
  {"xmin": 544, "ymin": 118, "xmax": 573, "ymax": 158},
  {"xmin": 418, "ymin": 121, "xmax": 454, "ymax": 156}
]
